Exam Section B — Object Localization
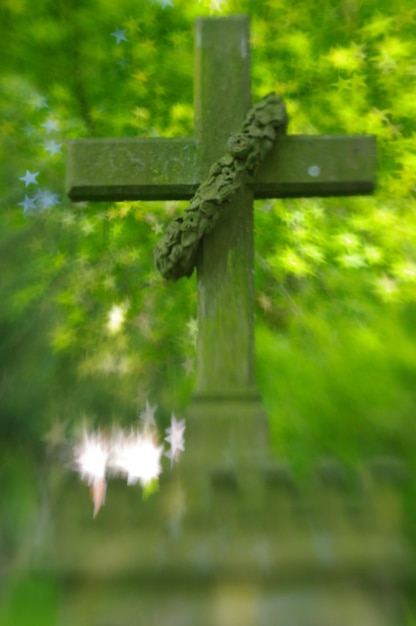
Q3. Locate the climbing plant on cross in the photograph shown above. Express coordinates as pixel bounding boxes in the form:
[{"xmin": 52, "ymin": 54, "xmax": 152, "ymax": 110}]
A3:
[{"xmin": 66, "ymin": 16, "xmax": 376, "ymax": 402}]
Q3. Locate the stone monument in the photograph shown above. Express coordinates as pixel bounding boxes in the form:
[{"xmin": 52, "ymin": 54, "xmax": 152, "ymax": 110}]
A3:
[{"xmin": 41, "ymin": 15, "xmax": 408, "ymax": 626}]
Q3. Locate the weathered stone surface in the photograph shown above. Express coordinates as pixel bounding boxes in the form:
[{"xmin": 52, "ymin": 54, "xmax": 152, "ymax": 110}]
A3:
[
  {"xmin": 255, "ymin": 133, "xmax": 376, "ymax": 197},
  {"xmin": 66, "ymin": 135, "xmax": 376, "ymax": 202},
  {"xmin": 34, "ymin": 456, "xmax": 408, "ymax": 626},
  {"xmin": 66, "ymin": 137, "xmax": 200, "ymax": 201},
  {"xmin": 192, "ymin": 16, "xmax": 257, "ymax": 397},
  {"xmin": 40, "ymin": 460, "xmax": 408, "ymax": 582},
  {"xmin": 153, "ymin": 93, "xmax": 288, "ymax": 281}
]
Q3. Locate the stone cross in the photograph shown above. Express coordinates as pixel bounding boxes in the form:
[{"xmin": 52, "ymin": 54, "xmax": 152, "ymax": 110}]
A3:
[
  {"xmin": 59, "ymin": 22, "xmax": 411, "ymax": 626},
  {"xmin": 66, "ymin": 16, "xmax": 376, "ymax": 460}
]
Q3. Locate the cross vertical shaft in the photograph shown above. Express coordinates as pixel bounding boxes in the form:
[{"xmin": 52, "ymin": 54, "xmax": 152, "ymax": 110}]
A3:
[
  {"xmin": 64, "ymin": 14, "xmax": 376, "ymax": 466},
  {"xmin": 194, "ymin": 16, "xmax": 257, "ymax": 399}
]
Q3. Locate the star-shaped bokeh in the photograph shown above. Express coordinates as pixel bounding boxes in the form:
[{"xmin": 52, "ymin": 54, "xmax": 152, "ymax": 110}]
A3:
[
  {"xmin": 21, "ymin": 123, "xmax": 35, "ymax": 137},
  {"xmin": 30, "ymin": 93, "xmax": 49, "ymax": 110},
  {"xmin": 43, "ymin": 418, "xmax": 68, "ymax": 452},
  {"xmin": 18, "ymin": 195, "xmax": 37, "ymax": 213},
  {"xmin": 140, "ymin": 399, "xmax": 157, "ymax": 430},
  {"xmin": 111, "ymin": 433, "xmax": 163, "ymax": 487},
  {"xmin": 111, "ymin": 28, "xmax": 128, "ymax": 44},
  {"xmin": 44, "ymin": 140, "xmax": 62, "ymax": 155},
  {"xmin": 41, "ymin": 117, "xmax": 60, "ymax": 133},
  {"xmin": 36, "ymin": 189, "xmax": 61, "ymax": 209},
  {"xmin": 165, "ymin": 414, "xmax": 186, "ymax": 465},
  {"xmin": 19, "ymin": 170, "xmax": 39, "ymax": 187}
]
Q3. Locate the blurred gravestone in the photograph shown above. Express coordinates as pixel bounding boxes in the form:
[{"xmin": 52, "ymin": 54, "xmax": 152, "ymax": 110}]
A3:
[{"xmin": 42, "ymin": 15, "xmax": 409, "ymax": 626}]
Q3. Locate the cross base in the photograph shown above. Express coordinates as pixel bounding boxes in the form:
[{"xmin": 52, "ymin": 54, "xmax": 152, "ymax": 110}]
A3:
[
  {"xmin": 184, "ymin": 395, "xmax": 269, "ymax": 469},
  {"xmin": 29, "ymin": 459, "xmax": 408, "ymax": 626}
]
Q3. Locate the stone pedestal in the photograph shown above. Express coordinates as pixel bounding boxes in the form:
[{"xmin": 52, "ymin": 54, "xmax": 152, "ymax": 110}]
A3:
[{"xmin": 29, "ymin": 454, "xmax": 409, "ymax": 626}]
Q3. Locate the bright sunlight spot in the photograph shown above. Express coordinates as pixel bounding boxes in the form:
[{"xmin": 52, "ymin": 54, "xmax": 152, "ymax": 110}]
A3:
[{"xmin": 107, "ymin": 303, "xmax": 128, "ymax": 333}]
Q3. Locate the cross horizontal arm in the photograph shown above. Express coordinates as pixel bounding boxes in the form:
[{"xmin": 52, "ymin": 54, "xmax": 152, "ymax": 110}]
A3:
[
  {"xmin": 66, "ymin": 134, "xmax": 376, "ymax": 202},
  {"xmin": 66, "ymin": 137, "xmax": 200, "ymax": 202},
  {"xmin": 255, "ymin": 134, "xmax": 376, "ymax": 198}
]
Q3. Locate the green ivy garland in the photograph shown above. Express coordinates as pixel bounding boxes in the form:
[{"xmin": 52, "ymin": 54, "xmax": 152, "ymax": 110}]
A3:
[{"xmin": 154, "ymin": 93, "xmax": 288, "ymax": 281}]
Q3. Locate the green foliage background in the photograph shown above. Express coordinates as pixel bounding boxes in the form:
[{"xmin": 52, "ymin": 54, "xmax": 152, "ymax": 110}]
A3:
[{"xmin": 1, "ymin": 0, "xmax": 416, "ymax": 618}]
